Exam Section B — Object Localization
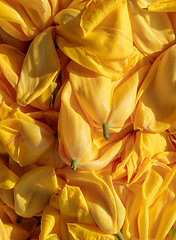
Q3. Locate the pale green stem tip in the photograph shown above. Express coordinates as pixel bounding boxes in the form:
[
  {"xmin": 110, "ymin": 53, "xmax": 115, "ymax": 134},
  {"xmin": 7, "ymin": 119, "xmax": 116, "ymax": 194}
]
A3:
[
  {"xmin": 70, "ymin": 160, "xmax": 79, "ymax": 171},
  {"xmin": 51, "ymin": 82, "xmax": 57, "ymax": 94},
  {"xmin": 116, "ymin": 230, "xmax": 124, "ymax": 240},
  {"xmin": 102, "ymin": 122, "xmax": 110, "ymax": 141}
]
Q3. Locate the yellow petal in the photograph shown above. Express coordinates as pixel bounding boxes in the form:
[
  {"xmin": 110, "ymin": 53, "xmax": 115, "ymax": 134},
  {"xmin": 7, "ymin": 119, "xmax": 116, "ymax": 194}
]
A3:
[
  {"xmin": 17, "ymin": 27, "xmax": 60, "ymax": 106},
  {"xmin": 14, "ymin": 166, "xmax": 59, "ymax": 217},
  {"xmin": 40, "ymin": 205, "xmax": 61, "ymax": 240},
  {"xmin": 138, "ymin": 0, "xmax": 176, "ymax": 12},
  {"xmin": 108, "ymin": 66, "xmax": 148, "ymax": 129},
  {"xmin": 63, "ymin": 168, "xmax": 124, "ymax": 233},
  {"xmin": 0, "ymin": 44, "xmax": 24, "ymax": 88},
  {"xmin": 80, "ymin": 0, "xmax": 120, "ymax": 36},
  {"xmin": 68, "ymin": 61, "xmax": 112, "ymax": 126},
  {"xmin": 0, "ymin": 161, "xmax": 19, "ymax": 189},
  {"xmin": 68, "ymin": 223, "xmax": 116, "ymax": 240}
]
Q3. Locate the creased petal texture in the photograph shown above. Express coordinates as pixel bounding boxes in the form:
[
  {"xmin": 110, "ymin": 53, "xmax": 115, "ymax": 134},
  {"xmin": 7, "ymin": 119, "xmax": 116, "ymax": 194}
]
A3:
[{"xmin": 0, "ymin": 0, "xmax": 176, "ymax": 239}]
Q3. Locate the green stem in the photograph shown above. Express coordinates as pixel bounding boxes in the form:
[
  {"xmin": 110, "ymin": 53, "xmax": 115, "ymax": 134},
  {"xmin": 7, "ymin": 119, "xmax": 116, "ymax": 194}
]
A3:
[
  {"xmin": 143, "ymin": 7, "xmax": 148, "ymax": 11},
  {"xmin": 102, "ymin": 122, "xmax": 109, "ymax": 141},
  {"xmin": 169, "ymin": 228, "xmax": 176, "ymax": 238},
  {"xmin": 116, "ymin": 230, "xmax": 124, "ymax": 240},
  {"xmin": 53, "ymin": 132, "xmax": 58, "ymax": 139},
  {"xmin": 70, "ymin": 160, "xmax": 79, "ymax": 171},
  {"xmin": 16, "ymin": 215, "xmax": 23, "ymax": 224},
  {"xmin": 49, "ymin": 82, "xmax": 57, "ymax": 108}
]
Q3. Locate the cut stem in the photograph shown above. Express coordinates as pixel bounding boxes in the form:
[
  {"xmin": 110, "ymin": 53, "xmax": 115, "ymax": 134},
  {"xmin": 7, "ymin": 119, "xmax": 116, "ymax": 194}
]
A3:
[
  {"xmin": 102, "ymin": 122, "xmax": 109, "ymax": 141},
  {"xmin": 70, "ymin": 160, "xmax": 79, "ymax": 171},
  {"xmin": 116, "ymin": 231, "xmax": 124, "ymax": 240},
  {"xmin": 16, "ymin": 215, "xmax": 23, "ymax": 224}
]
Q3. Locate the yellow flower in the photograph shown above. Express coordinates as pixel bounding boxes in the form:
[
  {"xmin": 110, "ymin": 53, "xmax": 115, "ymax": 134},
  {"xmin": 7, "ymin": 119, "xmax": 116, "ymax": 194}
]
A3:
[
  {"xmin": 127, "ymin": 0, "xmax": 175, "ymax": 61},
  {"xmin": 54, "ymin": 0, "xmax": 140, "ymax": 80},
  {"xmin": 58, "ymin": 81, "xmax": 98, "ymax": 170},
  {"xmin": 68, "ymin": 60, "xmax": 150, "ymax": 139},
  {"xmin": 0, "ymin": 0, "xmax": 59, "ymax": 41},
  {"xmin": 0, "ymin": 116, "xmax": 55, "ymax": 166}
]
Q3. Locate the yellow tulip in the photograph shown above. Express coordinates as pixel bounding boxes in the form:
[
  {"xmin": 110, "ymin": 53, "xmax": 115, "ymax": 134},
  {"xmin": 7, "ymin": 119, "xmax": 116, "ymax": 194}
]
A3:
[
  {"xmin": 0, "ymin": 117, "xmax": 55, "ymax": 166},
  {"xmin": 68, "ymin": 60, "xmax": 150, "ymax": 139},
  {"xmin": 55, "ymin": 0, "xmax": 141, "ymax": 80},
  {"xmin": 62, "ymin": 168, "xmax": 125, "ymax": 234},
  {"xmin": 133, "ymin": 44, "xmax": 176, "ymax": 132},
  {"xmin": 58, "ymin": 81, "xmax": 98, "ymax": 170},
  {"xmin": 14, "ymin": 166, "xmax": 59, "ymax": 217},
  {"xmin": 0, "ymin": 0, "xmax": 59, "ymax": 41},
  {"xmin": 17, "ymin": 27, "xmax": 60, "ymax": 106},
  {"xmin": 127, "ymin": 0, "xmax": 175, "ymax": 61}
]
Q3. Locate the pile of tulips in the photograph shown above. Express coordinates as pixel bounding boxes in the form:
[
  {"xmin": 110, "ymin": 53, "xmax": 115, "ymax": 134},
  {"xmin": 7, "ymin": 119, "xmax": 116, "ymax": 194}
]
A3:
[{"xmin": 1, "ymin": 0, "xmax": 176, "ymax": 239}]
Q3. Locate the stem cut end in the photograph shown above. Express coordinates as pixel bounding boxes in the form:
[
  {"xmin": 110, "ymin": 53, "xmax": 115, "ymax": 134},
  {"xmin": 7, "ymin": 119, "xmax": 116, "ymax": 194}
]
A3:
[
  {"xmin": 16, "ymin": 215, "xmax": 23, "ymax": 224},
  {"xmin": 116, "ymin": 230, "xmax": 124, "ymax": 240},
  {"xmin": 70, "ymin": 160, "xmax": 79, "ymax": 171},
  {"xmin": 102, "ymin": 122, "xmax": 109, "ymax": 141}
]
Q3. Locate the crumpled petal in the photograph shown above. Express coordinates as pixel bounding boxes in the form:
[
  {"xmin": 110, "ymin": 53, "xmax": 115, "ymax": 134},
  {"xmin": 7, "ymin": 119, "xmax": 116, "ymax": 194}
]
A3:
[
  {"xmin": 62, "ymin": 168, "xmax": 125, "ymax": 234},
  {"xmin": 133, "ymin": 44, "xmax": 176, "ymax": 132},
  {"xmin": 39, "ymin": 205, "xmax": 61, "ymax": 240}
]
